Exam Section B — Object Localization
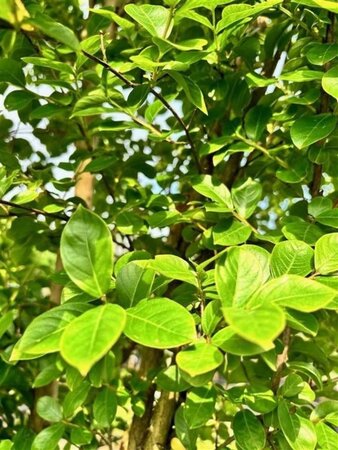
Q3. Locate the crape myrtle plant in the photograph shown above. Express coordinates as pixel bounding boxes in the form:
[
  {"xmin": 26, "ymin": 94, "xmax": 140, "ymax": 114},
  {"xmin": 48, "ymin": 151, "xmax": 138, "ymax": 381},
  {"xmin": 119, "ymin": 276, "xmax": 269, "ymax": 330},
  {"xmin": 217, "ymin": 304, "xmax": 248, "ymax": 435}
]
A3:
[{"xmin": 0, "ymin": 0, "xmax": 338, "ymax": 449}]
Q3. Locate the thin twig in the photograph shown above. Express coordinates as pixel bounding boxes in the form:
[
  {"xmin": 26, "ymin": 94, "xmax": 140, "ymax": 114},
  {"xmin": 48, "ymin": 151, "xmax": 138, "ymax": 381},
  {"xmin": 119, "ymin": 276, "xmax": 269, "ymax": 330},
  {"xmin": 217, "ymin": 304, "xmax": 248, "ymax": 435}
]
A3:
[
  {"xmin": 0, "ymin": 199, "xmax": 67, "ymax": 221},
  {"xmin": 271, "ymin": 326, "xmax": 291, "ymax": 392},
  {"xmin": 82, "ymin": 50, "xmax": 202, "ymax": 172}
]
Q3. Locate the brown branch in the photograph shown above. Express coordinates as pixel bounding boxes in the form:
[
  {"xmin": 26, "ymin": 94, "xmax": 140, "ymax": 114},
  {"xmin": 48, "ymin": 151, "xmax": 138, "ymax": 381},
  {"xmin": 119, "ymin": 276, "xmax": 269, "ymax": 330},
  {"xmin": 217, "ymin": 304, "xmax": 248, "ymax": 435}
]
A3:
[
  {"xmin": 0, "ymin": 199, "xmax": 67, "ymax": 221},
  {"xmin": 271, "ymin": 327, "xmax": 291, "ymax": 393}
]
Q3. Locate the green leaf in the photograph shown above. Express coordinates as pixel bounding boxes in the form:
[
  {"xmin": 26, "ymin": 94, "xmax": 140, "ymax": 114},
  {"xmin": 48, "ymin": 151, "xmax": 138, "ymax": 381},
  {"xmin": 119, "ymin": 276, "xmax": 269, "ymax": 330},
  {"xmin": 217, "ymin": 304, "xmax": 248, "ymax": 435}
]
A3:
[
  {"xmin": 145, "ymin": 254, "xmax": 198, "ymax": 287},
  {"xmin": 212, "ymin": 327, "xmax": 269, "ymax": 355},
  {"xmin": 306, "ymin": 43, "xmax": 338, "ymax": 65},
  {"xmin": 216, "ymin": 1, "xmax": 281, "ymax": 33},
  {"xmin": 10, "ymin": 303, "xmax": 90, "ymax": 361},
  {"xmin": 60, "ymin": 205, "xmax": 113, "ymax": 298},
  {"xmin": 244, "ymin": 105, "xmax": 271, "ymax": 141},
  {"xmin": 232, "ymin": 178, "xmax": 262, "ymax": 218},
  {"xmin": 282, "ymin": 219, "xmax": 324, "ymax": 245},
  {"xmin": 316, "ymin": 422, "xmax": 338, "ymax": 450},
  {"xmin": 4, "ymin": 90, "xmax": 36, "ymax": 111},
  {"xmin": 201, "ymin": 300, "xmax": 222, "ymax": 336},
  {"xmin": 0, "ymin": 59, "xmax": 25, "ymax": 87},
  {"xmin": 167, "ymin": 72, "xmax": 208, "ymax": 114},
  {"xmin": 0, "ymin": 441, "xmax": 12, "ymax": 450},
  {"xmin": 315, "ymin": 233, "xmax": 338, "ymax": 274},
  {"xmin": 116, "ymin": 262, "xmax": 155, "ymax": 308},
  {"xmin": 156, "ymin": 365, "xmax": 189, "ymax": 392},
  {"xmin": 89, "ymin": 8, "xmax": 135, "ymax": 31},
  {"xmin": 233, "ymin": 410, "xmax": 266, "ymax": 450},
  {"xmin": 0, "ymin": 311, "xmax": 14, "ymax": 340},
  {"xmin": 252, "ymin": 274, "xmax": 336, "ymax": 312},
  {"xmin": 183, "ymin": 385, "xmax": 216, "ymax": 429},
  {"xmin": 271, "ymin": 240, "xmax": 314, "ymax": 277},
  {"xmin": 322, "ymin": 65, "xmax": 338, "ymax": 100},
  {"xmin": 125, "ymin": 4, "xmax": 172, "ymax": 38},
  {"xmin": 176, "ymin": 342, "xmax": 223, "ymax": 377},
  {"xmin": 215, "ymin": 245, "xmax": 270, "ymax": 307},
  {"xmin": 36, "ymin": 396, "xmax": 62, "ymax": 423},
  {"xmin": 308, "ymin": 197, "xmax": 332, "ymax": 218},
  {"xmin": 124, "ymin": 298, "xmax": 196, "ymax": 349},
  {"xmin": 191, "ymin": 175, "xmax": 233, "ymax": 210},
  {"xmin": 286, "ymin": 310, "xmax": 318, "ymax": 336},
  {"xmin": 280, "ymin": 374, "xmax": 304, "ymax": 397},
  {"xmin": 223, "ymin": 303, "xmax": 285, "ymax": 349},
  {"xmin": 60, "ymin": 304, "xmax": 126, "ymax": 376},
  {"xmin": 213, "ymin": 218, "xmax": 252, "ymax": 246},
  {"xmin": 63, "ymin": 381, "xmax": 90, "ymax": 419},
  {"xmin": 27, "ymin": 13, "xmax": 80, "ymax": 51},
  {"xmin": 290, "ymin": 114, "xmax": 337, "ymax": 149},
  {"xmin": 116, "ymin": 211, "xmax": 146, "ymax": 235},
  {"xmin": 316, "ymin": 208, "xmax": 338, "ymax": 227},
  {"xmin": 278, "ymin": 400, "xmax": 317, "ymax": 450},
  {"xmin": 291, "ymin": 0, "xmax": 338, "ymax": 13},
  {"xmin": 31, "ymin": 423, "xmax": 65, "ymax": 450},
  {"xmin": 93, "ymin": 387, "xmax": 117, "ymax": 428},
  {"xmin": 21, "ymin": 57, "xmax": 74, "ymax": 74},
  {"xmin": 279, "ymin": 70, "xmax": 323, "ymax": 82}
]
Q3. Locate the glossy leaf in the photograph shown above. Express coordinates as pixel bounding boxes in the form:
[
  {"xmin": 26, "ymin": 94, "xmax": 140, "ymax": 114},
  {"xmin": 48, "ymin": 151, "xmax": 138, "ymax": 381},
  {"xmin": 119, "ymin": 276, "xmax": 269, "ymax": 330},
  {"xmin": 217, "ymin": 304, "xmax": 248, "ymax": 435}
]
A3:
[
  {"xmin": 322, "ymin": 65, "xmax": 338, "ymax": 100},
  {"xmin": 61, "ymin": 205, "xmax": 113, "ymax": 298},
  {"xmin": 252, "ymin": 274, "xmax": 336, "ymax": 312},
  {"xmin": 60, "ymin": 304, "xmax": 126, "ymax": 376},
  {"xmin": 212, "ymin": 327, "xmax": 269, "ymax": 355},
  {"xmin": 116, "ymin": 262, "xmax": 155, "ymax": 308},
  {"xmin": 191, "ymin": 175, "xmax": 233, "ymax": 210},
  {"xmin": 213, "ymin": 218, "xmax": 252, "ymax": 246},
  {"xmin": 124, "ymin": 298, "xmax": 196, "ymax": 349},
  {"xmin": 176, "ymin": 342, "xmax": 223, "ymax": 377},
  {"xmin": 223, "ymin": 303, "xmax": 285, "ymax": 348},
  {"xmin": 145, "ymin": 254, "xmax": 198, "ymax": 287},
  {"xmin": 290, "ymin": 114, "xmax": 336, "ymax": 149}
]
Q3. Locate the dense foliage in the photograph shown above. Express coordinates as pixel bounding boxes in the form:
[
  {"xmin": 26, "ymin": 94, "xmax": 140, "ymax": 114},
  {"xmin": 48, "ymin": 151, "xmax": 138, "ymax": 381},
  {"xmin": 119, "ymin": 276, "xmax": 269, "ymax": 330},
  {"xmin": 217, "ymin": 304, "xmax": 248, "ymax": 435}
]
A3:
[{"xmin": 1, "ymin": 0, "xmax": 338, "ymax": 449}]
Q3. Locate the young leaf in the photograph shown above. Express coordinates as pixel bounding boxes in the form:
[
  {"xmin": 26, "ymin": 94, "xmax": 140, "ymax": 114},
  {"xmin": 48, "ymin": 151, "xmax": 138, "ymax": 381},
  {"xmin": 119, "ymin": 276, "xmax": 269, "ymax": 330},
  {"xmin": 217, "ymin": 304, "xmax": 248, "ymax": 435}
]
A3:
[
  {"xmin": 60, "ymin": 205, "xmax": 113, "ymax": 298},
  {"xmin": 223, "ymin": 303, "xmax": 285, "ymax": 349},
  {"xmin": 93, "ymin": 387, "xmax": 117, "ymax": 428},
  {"xmin": 233, "ymin": 410, "xmax": 266, "ymax": 450},
  {"xmin": 270, "ymin": 240, "xmax": 314, "ymax": 277},
  {"xmin": 290, "ymin": 114, "xmax": 337, "ymax": 149},
  {"xmin": 315, "ymin": 233, "xmax": 338, "ymax": 274},
  {"xmin": 60, "ymin": 304, "xmax": 126, "ymax": 376},
  {"xmin": 215, "ymin": 245, "xmax": 270, "ymax": 308},
  {"xmin": 124, "ymin": 298, "xmax": 196, "ymax": 349},
  {"xmin": 201, "ymin": 300, "xmax": 222, "ymax": 336},
  {"xmin": 316, "ymin": 422, "xmax": 338, "ymax": 450},
  {"xmin": 252, "ymin": 274, "xmax": 336, "ymax": 312},
  {"xmin": 125, "ymin": 4, "xmax": 172, "ymax": 38},
  {"xmin": 232, "ymin": 177, "xmax": 263, "ymax": 218},
  {"xmin": 176, "ymin": 342, "xmax": 223, "ymax": 377}
]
